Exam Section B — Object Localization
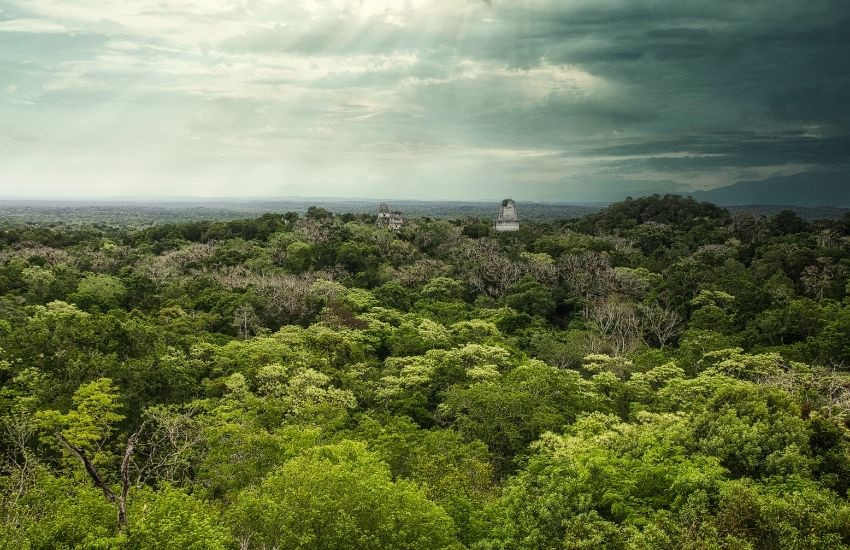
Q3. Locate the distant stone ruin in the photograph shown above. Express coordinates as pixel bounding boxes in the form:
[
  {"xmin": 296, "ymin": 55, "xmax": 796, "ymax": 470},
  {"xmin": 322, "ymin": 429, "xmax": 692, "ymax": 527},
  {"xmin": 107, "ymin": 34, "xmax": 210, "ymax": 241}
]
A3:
[
  {"xmin": 376, "ymin": 202, "xmax": 405, "ymax": 230},
  {"xmin": 494, "ymin": 198, "xmax": 520, "ymax": 232}
]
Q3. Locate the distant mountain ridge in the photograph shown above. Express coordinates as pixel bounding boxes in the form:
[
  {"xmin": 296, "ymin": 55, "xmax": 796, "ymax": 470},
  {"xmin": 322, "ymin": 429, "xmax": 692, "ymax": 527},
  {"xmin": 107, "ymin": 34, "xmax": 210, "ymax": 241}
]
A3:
[{"xmin": 691, "ymin": 171, "xmax": 850, "ymax": 207}]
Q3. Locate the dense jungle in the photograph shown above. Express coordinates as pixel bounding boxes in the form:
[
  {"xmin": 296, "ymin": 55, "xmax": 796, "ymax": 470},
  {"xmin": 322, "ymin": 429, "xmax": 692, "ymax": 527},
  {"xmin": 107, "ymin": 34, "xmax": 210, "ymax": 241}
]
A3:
[{"xmin": 1, "ymin": 195, "xmax": 850, "ymax": 549}]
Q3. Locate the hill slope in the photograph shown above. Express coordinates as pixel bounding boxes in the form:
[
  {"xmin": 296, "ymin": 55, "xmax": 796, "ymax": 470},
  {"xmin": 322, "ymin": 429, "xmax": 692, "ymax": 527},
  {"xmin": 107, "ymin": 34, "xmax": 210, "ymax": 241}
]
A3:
[{"xmin": 691, "ymin": 171, "xmax": 849, "ymax": 207}]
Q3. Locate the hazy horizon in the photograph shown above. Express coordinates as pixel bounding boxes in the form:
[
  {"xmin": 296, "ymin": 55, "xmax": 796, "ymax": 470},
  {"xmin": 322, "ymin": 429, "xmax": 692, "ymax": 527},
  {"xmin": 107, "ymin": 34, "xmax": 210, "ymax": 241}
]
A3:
[
  {"xmin": 0, "ymin": 193, "xmax": 608, "ymax": 204},
  {"xmin": 1, "ymin": 1, "xmax": 848, "ymax": 201}
]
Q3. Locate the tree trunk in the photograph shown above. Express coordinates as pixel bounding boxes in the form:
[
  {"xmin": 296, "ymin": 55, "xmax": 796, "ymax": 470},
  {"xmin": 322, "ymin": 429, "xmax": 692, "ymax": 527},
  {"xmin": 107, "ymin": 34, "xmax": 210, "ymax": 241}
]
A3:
[{"xmin": 55, "ymin": 422, "xmax": 145, "ymax": 530}]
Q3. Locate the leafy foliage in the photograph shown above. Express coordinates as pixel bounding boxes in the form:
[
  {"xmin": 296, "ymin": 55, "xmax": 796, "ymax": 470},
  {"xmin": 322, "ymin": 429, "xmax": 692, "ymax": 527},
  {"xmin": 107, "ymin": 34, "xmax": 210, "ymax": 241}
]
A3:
[{"xmin": 1, "ymin": 197, "xmax": 849, "ymax": 548}]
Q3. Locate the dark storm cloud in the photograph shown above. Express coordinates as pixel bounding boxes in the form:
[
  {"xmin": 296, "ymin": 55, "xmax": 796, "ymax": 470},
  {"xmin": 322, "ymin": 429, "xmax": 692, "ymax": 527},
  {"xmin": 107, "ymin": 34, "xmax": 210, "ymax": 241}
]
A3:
[
  {"xmin": 225, "ymin": 0, "xmax": 850, "ymax": 135},
  {"xmin": 489, "ymin": 0, "xmax": 850, "ymax": 186},
  {"xmin": 585, "ymin": 134, "xmax": 850, "ymax": 168}
]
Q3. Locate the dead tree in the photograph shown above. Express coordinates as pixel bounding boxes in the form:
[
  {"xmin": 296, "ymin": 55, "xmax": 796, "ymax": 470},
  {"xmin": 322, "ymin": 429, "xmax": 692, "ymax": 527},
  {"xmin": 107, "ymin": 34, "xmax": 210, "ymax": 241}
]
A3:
[
  {"xmin": 460, "ymin": 240, "xmax": 524, "ymax": 298},
  {"xmin": 55, "ymin": 422, "xmax": 145, "ymax": 529},
  {"xmin": 232, "ymin": 304, "xmax": 261, "ymax": 340},
  {"xmin": 559, "ymin": 252, "xmax": 617, "ymax": 316},
  {"xmin": 132, "ymin": 406, "xmax": 205, "ymax": 486},
  {"xmin": 801, "ymin": 257, "xmax": 841, "ymax": 300},
  {"xmin": 588, "ymin": 299, "xmax": 642, "ymax": 355},
  {"xmin": 638, "ymin": 303, "xmax": 682, "ymax": 348},
  {"xmin": 1, "ymin": 411, "xmax": 39, "ymax": 504}
]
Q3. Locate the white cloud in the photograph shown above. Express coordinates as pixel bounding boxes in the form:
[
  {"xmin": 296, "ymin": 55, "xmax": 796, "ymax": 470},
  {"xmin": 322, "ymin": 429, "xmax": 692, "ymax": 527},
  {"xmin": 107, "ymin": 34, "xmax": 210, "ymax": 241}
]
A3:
[{"xmin": 0, "ymin": 17, "xmax": 69, "ymax": 33}]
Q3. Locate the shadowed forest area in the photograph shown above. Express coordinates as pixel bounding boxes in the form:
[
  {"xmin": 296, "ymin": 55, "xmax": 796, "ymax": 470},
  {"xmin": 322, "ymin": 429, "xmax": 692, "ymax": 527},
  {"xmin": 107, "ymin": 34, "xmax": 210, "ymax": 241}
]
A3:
[{"xmin": 1, "ymin": 195, "xmax": 850, "ymax": 548}]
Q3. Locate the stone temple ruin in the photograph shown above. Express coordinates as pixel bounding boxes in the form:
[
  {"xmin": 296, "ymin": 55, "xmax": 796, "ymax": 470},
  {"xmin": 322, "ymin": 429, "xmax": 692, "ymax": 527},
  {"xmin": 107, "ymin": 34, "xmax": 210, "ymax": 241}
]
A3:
[
  {"xmin": 494, "ymin": 198, "xmax": 520, "ymax": 232},
  {"xmin": 376, "ymin": 202, "xmax": 405, "ymax": 230}
]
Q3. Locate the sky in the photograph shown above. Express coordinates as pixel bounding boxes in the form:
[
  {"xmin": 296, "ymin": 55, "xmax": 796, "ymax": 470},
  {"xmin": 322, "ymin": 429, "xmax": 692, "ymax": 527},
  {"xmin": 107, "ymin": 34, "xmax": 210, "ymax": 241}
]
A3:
[{"xmin": 0, "ymin": 0, "xmax": 848, "ymax": 202}]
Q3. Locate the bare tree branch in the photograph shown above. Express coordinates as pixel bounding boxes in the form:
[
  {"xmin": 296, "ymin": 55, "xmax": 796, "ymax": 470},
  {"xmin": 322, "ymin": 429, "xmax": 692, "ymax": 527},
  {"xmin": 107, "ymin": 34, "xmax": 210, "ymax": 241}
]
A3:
[
  {"xmin": 55, "ymin": 433, "xmax": 118, "ymax": 505},
  {"xmin": 55, "ymin": 422, "xmax": 147, "ymax": 530}
]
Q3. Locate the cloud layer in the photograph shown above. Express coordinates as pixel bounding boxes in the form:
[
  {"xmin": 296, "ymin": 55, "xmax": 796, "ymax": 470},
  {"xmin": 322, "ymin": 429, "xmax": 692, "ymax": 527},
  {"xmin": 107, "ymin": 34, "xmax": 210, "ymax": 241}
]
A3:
[{"xmin": 1, "ymin": 0, "xmax": 848, "ymax": 200}]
